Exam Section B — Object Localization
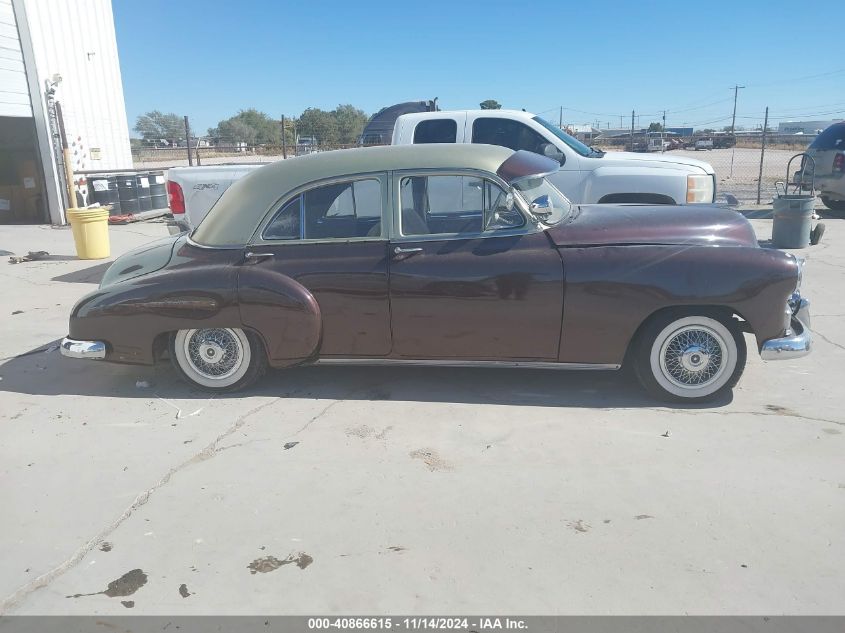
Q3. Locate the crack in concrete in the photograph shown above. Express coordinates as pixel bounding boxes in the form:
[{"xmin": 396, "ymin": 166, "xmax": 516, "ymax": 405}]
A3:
[
  {"xmin": 812, "ymin": 330, "xmax": 845, "ymax": 353},
  {"xmin": 295, "ymin": 399, "xmax": 344, "ymax": 435},
  {"xmin": 0, "ymin": 396, "xmax": 282, "ymax": 614},
  {"xmin": 612, "ymin": 406, "xmax": 845, "ymax": 428}
]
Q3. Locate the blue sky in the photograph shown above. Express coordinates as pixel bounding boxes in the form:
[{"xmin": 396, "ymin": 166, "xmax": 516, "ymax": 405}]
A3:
[{"xmin": 113, "ymin": 0, "xmax": 845, "ymax": 136}]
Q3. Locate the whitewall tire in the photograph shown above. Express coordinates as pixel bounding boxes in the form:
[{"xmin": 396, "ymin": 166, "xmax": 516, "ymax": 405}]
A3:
[
  {"xmin": 632, "ymin": 312, "xmax": 746, "ymax": 403},
  {"xmin": 170, "ymin": 327, "xmax": 266, "ymax": 392}
]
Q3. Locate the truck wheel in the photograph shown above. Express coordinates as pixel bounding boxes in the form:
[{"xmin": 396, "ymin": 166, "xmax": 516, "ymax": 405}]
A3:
[
  {"xmin": 821, "ymin": 197, "xmax": 845, "ymax": 212},
  {"xmin": 631, "ymin": 311, "xmax": 746, "ymax": 403},
  {"xmin": 170, "ymin": 327, "xmax": 267, "ymax": 392}
]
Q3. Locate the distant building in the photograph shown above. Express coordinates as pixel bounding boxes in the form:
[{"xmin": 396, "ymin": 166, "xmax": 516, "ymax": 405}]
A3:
[
  {"xmin": 0, "ymin": 0, "xmax": 132, "ymax": 225},
  {"xmin": 777, "ymin": 120, "xmax": 840, "ymax": 135},
  {"xmin": 665, "ymin": 127, "xmax": 693, "ymax": 137}
]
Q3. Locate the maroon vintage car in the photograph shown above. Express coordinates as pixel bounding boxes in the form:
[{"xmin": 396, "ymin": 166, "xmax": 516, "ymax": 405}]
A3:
[{"xmin": 60, "ymin": 144, "xmax": 810, "ymax": 402}]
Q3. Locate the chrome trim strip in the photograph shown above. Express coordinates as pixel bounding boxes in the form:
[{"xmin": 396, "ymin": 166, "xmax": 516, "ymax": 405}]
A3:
[
  {"xmin": 60, "ymin": 337, "xmax": 106, "ymax": 360},
  {"xmin": 761, "ymin": 298, "xmax": 811, "ymax": 361},
  {"xmin": 314, "ymin": 358, "xmax": 620, "ymax": 371}
]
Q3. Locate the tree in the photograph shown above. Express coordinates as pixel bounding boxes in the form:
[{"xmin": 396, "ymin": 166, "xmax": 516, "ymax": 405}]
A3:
[
  {"xmin": 332, "ymin": 104, "xmax": 369, "ymax": 145},
  {"xmin": 208, "ymin": 109, "xmax": 281, "ymax": 146},
  {"xmin": 134, "ymin": 111, "xmax": 184, "ymax": 145},
  {"xmin": 297, "ymin": 108, "xmax": 339, "ymax": 145},
  {"xmin": 648, "ymin": 122, "xmax": 663, "ymax": 132},
  {"xmin": 480, "ymin": 99, "xmax": 502, "ymax": 110}
]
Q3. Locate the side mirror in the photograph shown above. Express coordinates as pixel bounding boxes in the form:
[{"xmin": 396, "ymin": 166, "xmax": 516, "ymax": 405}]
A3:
[
  {"xmin": 540, "ymin": 143, "xmax": 564, "ymax": 163},
  {"xmin": 530, "ymin": 194, "xmax": 553, "ymax": 218}
]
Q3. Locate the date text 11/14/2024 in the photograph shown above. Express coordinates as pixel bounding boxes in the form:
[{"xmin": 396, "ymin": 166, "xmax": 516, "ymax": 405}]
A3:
[{"xmin": 308, "ymin": 618, "xmax": 528, "ymax": 630}]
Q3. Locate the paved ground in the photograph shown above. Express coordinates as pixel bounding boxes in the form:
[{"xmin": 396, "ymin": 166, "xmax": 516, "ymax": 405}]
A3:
[{"xmin": 0, "ymin": 211, "xmax": 843, "ymax": 615}]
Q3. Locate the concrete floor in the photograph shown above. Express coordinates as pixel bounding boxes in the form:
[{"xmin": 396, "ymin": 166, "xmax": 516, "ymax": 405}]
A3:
[{"xmin": 0, "ymin": 211, "xmax": 843, "ymax": 615}]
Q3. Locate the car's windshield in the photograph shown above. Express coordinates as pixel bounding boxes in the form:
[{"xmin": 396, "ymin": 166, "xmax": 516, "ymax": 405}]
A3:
[
  {"xmin": 512, "ymin": 176, "xmax": 572, "ymax": 226},
  {"xmin": 532, "ymin": 116, "xmax": 602, "ymax": 157}
]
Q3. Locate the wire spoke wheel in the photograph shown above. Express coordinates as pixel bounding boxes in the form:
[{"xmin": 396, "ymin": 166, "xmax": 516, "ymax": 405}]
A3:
[
  {"xmin": 660, "ymin": 326, "xmax": 725, "ymax": 388},
  {"xmin": 638, "ymin": 314, "xmax": 744, "ymax": 402},
  {"xmin": 172, "ymin": 328, "xmax": 254, "ymax": 390}
]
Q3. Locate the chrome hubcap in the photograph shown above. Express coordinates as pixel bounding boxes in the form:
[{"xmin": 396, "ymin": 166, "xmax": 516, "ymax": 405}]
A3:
[
  {"xmin": 186, "ymin": 329, "xmax": 242, "ymax": 378},
  {"xmin": 661, "ymin": 327, "xmax": 724, "ymax": 387}
]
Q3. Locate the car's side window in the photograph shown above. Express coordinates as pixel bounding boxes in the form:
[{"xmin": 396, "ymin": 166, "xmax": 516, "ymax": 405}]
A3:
[
  {"xmin": 399, "ymin": 175, "xmax": 524, "ymax": 237},
  {"xmin": 472, "ymin": 118, "xmax": 548, "ymax": 155},
  {"xmin": 264, "ymin": 178, "xmax": 383, "ymax": 241},
  {"xmin": 414, "ymin": 119, "xmax": 458, "ymax": 144},
  {"xmin": 263, "ymin": 196, "xmax": 301, "ymax": 240}
]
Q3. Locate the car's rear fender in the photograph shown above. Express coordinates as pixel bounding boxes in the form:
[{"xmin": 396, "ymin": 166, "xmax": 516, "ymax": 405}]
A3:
[
  {"xmin": 69, "ymin": 261, "xmax": 242, "ymax": 365},
  {"xmin": 236, "ymin": 266, "xmax": 322, "ymax": 367}
]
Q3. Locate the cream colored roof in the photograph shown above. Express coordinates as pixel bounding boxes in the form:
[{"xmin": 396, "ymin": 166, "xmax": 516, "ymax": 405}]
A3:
[{"xmin": 192, "ymin": 143, "xmax": 515, "ymax": 246}]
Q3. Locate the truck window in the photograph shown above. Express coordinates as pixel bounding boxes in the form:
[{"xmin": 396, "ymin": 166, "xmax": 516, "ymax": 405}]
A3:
[
  {"xmin": 472, "ymin": 118, "xmax": 547, "ymax": 154},
  {"xmin": 413, "ymin": 119, "xmax": 458, "ymax": 144}
]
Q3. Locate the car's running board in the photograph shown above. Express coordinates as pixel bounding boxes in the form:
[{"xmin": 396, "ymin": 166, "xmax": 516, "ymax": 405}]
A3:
[{"xmin": 313, "ymin": 358, "xmax": 620, "ymax": 371}]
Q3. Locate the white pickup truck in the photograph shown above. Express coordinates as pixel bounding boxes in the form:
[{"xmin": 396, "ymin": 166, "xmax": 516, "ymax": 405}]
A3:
[
  {"xmin": 166, "ymin": 164, "xmax": 263, "ymax": 234},
  {"xmin": 392, "ymin": 110, "xmax": 716, "ymax": 206}
]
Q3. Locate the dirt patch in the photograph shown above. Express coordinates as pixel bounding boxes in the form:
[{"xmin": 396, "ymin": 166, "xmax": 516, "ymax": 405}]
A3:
[
  {"xmin": 346, "ymin": 424, "xmax": 392, "ymax": 440},
  {"xmin": 67, "ymin": 569, "xmax": 147, "ymax": 599},
  {"xmin": 567, "ymin": 520, "xmax": 590, "ymax": 533},
  {"xmin": 635, "ymin": 514, "xmax": 655, "ymax": 520},
  {"xmin": 98, "ymin": 542, "xmax": 113, "ymax": 552},
  {"xmin": 248, "ymin": 552, "xmax": 313, "ymax": 574},
  {"xmin": 765, "ymin": 404, "xmax": 799, "ymax": 416},
  {"xmin": 178, "ymin": 583, "xmax": 192, "ymax": 598},
  {"xmin": 409, "ymin": 448, "xmax": 452, "ymax": 471}
]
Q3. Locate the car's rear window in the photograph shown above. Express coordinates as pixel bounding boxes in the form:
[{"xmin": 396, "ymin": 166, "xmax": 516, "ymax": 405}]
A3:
[{"xmin": 809, "ymin": 123, "xmax": 845, "ymax": 150}]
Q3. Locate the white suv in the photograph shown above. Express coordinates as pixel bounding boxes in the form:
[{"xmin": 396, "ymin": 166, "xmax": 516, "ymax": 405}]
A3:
[{"xmin": 806, "ymin": 122, "xmax": 845, "ymax": 211}]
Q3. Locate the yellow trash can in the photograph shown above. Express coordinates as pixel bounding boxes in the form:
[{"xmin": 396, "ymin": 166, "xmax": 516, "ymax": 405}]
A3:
[{"xmin": 67, "ymin": 207, "xmax": 111, "ymax": 259}]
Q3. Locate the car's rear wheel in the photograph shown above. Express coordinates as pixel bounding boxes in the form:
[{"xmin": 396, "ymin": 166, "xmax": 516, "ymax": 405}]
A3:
[
  {"xmin": 631, "ymin": 311, "xmax": 746, "ymax": 403},
  {"xmin": 170, "ymin": 327, "xmax": 266, "ymax": 392},
  {"xmin": 821, "ymin": 196, "xmax": 845, "ymax": 212}
]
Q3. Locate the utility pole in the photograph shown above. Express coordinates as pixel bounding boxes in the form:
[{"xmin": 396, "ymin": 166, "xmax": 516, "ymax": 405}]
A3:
[
  {"xmin": 281, "ymin": 115, "xmax": 287, "ymax": 159},
  {"xmin": 662, "ymin": 109, "xmax": 667, "ymax": 153},
  {"xmin": 184, "ymin": 116, "xmax": 193, "ymax": 166},
  {"xmin": 756, "ymin": 107, "xmax": 769, "ymax": 204},
  {"xmin": 559, "ymin": 106, "xmax": 563, "ymax": 128},
  {"xmin": 630, "ymin": 110, "xmax": 635, "ymax": 152},
  {"xmin": 730, "ymin": 84, "xmax": 745, "ymax": 138}
]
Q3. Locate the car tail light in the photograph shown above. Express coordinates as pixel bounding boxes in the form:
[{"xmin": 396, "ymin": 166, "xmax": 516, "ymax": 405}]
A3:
[
  {"xmin": 834, "ymin": 153, "xmax": 844, "ymax": 173},
  {"xmin": 167, "ymin": 180, "xmax": 185, "ymax": 214}
]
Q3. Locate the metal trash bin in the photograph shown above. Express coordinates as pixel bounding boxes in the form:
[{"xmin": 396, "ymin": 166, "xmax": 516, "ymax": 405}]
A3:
[
  {"xmin": 772, "ymin": 195, "xmax": 814, "ymax": 248},
  {"xmin": 772, "ymin": 153, "xmax": 816, "ymax": 249}
]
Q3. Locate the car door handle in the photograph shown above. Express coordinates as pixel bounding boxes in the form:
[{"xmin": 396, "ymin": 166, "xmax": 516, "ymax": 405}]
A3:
[
  {"xmin": 393, "ymin": 246, "xmax": 423, "ymax": 256},
  {"xmin": 245, "ymin": 252, "xmax": 274, "ymax": 261}
]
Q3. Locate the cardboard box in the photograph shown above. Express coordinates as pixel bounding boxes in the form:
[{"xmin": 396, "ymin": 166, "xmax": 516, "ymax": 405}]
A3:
[
  {"xmin": 17, "ymin": 159, "xmax": 41, "ymax": 193},
  {"xmin": 0, "ymin": 185, "xmax": 13, "ymax": 220}
]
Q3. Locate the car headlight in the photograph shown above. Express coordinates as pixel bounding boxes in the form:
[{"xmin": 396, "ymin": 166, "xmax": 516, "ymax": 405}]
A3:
[{"xmin": 687, "ymin": 174, "xmax": 714, "ymax": 203}]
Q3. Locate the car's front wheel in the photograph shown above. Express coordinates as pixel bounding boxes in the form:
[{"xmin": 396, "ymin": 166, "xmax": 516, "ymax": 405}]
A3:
[
  {"xmin": 821, "ymin": 196, "xmax": 845, "ymax": 212},
  {"xmin": 170, "ymin": 327, "xmax": 266, "ymax": 392},
  {"xmin": 631, "ymin": 311, "xmax": 746, "ymax": 403}
]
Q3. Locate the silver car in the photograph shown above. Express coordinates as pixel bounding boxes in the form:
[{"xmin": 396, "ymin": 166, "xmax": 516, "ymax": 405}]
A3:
[{"xmin": 806, "ymin": 122, "xmax": 845, "ymax": 211}]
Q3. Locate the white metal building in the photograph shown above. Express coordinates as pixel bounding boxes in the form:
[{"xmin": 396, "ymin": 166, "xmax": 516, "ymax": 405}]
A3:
[
  {"xmin": 777, "ymin": 120, "xmax": 840, "ymax": 135},
  {"xmin": 0, "ymin": 0, "xmax": 131, "ymax": 225}
]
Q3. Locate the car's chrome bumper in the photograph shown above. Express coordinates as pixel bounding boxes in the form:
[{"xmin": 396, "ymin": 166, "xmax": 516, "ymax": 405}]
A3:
[
  {"xmin": 167, "ymin": 219, "xmax": 189, "ymax": 235},
  {"xmin": 60, "ymin": 337, "xmax": 106, "ymax": 360},
  {"xmin": 761, "ymin": 297, "xmax": 811, "ymax": 360}
]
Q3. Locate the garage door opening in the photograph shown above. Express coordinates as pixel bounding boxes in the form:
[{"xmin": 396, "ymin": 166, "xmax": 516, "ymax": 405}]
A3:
[{"xmin": 0, "ymin": 115, "xmax": 48, "ymax": 224}]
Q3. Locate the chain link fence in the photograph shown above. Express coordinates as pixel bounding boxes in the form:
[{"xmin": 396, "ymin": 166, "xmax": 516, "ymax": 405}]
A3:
[
  {"xmin": 592, "ymin": 134, "xmax": 815, "ymax": 205},
  {"xmin": 131, "ymin": 143, "xmax": 358, "ymax": 170},
  {"xmin": 132, "ymin": 134, "xmax": 817, "ymax": 206}
]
